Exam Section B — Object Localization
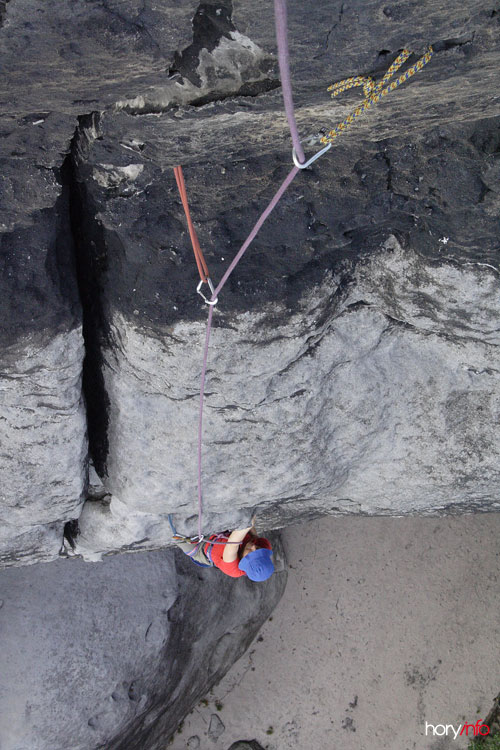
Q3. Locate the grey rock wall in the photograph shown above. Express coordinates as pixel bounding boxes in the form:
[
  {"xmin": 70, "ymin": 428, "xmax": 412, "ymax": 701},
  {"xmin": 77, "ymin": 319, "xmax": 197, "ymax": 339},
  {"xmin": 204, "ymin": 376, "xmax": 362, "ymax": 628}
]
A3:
[
  {"xmin": 69, "ymin": 103, "xmax": 500, "ymax": 554},
  {"xmin": 1, "ymin": 2, "xmax": 499, "ymax": 749},
  {"xmin": 0, "ymin": 537, "xmax": 286, "ymax": 750},
  {"xmin": 0, "ymin": 329, "xmax": 87, "ymax": 566},
  {"xmin": 74, "ymin": 237, "xmax": 500, "ymax": 557},
  {"xmin": 1, "ymin": 0, "xmax": 500, "ymax": 562},
  {"xmin": 0, "ymin": 147, "xmax": 86, "ymax": 565}
]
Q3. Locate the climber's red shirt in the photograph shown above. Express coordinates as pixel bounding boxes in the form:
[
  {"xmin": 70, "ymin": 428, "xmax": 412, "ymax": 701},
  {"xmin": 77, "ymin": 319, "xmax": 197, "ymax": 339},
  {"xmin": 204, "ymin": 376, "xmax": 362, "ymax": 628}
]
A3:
[{"xmin": 205, "ymin": 533, "xmax": 272, "ymax": 578}]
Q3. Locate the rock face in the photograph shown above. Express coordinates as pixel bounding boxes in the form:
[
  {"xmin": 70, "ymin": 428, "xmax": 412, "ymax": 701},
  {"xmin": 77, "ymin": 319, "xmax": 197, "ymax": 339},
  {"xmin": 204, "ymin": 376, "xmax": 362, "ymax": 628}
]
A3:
[
  {"xmin": 1, "ymin": 0, "xmax": 500, "ymax": 562},
  {"xmin": 0, "ymin": 537, "xmax": 286, "ymax": 750},
  {"xmin": 0, "ymin": 1, "xmax": 499, "ymax": 749},
  {"xmin": 0, "ymin": 140, "xmax": 86, "ymax": 565},
  {"xmin": 0, "ymin": 330, "xmax": 87, "ymax": 566}
]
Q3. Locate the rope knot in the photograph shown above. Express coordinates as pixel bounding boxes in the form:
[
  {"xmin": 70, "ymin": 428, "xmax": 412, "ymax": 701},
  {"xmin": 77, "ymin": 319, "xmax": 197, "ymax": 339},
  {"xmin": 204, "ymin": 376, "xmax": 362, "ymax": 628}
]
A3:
[{"xmin": 320, "ymin": 47, "xmax": 433, "ymax": 145}]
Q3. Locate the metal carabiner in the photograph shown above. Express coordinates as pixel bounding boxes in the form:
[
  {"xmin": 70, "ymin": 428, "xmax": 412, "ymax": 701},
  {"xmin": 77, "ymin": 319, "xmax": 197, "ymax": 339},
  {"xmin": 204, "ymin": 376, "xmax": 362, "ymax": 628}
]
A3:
[
  {"xmin": 190, "ymin": 534, "xmax": 205, "ymax": 544},
  {"xmin": 197, "ymin": 277, "xmax": 218, "ymax": 306},
  {"xmin": 292, "ymin": 141, "xmax": 332, "ymax": 169}
]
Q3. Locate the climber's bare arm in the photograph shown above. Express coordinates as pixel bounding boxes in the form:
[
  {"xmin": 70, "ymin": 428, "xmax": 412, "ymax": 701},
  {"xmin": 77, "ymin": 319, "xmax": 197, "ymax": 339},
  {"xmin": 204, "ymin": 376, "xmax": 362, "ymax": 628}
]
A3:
[{"xmin": 222, "ymin": 517, "xmax": 256, "ymax": 563}]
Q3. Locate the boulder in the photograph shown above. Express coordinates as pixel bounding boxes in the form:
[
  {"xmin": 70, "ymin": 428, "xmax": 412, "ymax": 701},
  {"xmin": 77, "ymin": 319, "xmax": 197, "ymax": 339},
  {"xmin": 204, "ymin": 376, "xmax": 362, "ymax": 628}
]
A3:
[{"xmin": 0, "ymin": 536, "xmax": 286, "ymax": 750}]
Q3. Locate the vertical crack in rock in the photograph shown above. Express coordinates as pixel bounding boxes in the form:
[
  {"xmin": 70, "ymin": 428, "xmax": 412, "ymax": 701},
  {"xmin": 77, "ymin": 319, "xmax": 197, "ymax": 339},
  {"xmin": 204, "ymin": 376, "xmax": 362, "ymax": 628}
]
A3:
[
  {"xmin": 382, "ymin": 151, "xmax": 393, "ymax": 194},
  {"xmin": 63, "ymin": 518, "xmax": 80, "ymax": 551},
  {"xmin": 0, "ymin": 0, "xmax": 11, "ymax": 27},
  {"xmin": 63, "ymin": 112, "xmax": 111, "ymax": 478}
]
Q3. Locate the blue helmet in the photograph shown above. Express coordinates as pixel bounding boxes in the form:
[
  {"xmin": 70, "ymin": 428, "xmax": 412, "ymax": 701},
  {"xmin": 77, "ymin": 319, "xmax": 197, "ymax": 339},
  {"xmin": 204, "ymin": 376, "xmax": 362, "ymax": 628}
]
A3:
[{"xmin": 238, "ymin": 547, "xmax": 274, "ymax": 581}]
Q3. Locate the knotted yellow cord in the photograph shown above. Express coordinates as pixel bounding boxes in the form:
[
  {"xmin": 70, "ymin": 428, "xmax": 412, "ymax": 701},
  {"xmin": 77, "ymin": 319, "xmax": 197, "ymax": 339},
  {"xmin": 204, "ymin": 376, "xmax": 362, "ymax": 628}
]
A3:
[{"xmin": 320, "ymin": 47, "xmax": 434, "ymax": 145}]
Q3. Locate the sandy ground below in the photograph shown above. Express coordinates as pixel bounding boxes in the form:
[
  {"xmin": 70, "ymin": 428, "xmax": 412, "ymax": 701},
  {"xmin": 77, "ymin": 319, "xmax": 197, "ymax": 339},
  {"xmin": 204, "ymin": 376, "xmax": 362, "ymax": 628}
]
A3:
[{"xmin": 167, "ymin": 514, "xmax": 500, "ymax": 750}]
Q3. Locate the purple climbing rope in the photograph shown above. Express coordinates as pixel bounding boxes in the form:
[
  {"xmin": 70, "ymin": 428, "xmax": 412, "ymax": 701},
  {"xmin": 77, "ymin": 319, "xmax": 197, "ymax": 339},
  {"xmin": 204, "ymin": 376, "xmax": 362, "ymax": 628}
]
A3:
[
  {"xmin": 197, "ymin": 167, "xmax": 299, "ymax": 537},
  {"xmin": 196, "ymin": 0, "xmax": 306, "ymax": 537},
  {"xmin": 273, "ymin": 0, "xmax": 306, "ymax": 165},
  {"xmin": 197, "ymin": 304, "xmax": 214, "ymax": 539}
]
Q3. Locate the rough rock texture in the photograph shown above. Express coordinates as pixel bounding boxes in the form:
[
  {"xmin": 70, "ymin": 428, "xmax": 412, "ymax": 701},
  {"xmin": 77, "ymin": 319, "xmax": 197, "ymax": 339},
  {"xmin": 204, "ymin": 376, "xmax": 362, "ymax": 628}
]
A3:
[
  {"xmin": 0, "ymin": 330, "xmax": 87, "ymax": 566},
  {"xmin": 1, "ymin": 0, "xmax": 500, "ymax": 563},
  {"xmin": 71, "ymin": 117, "xmax": 500, "ymax": 550},
  {"xmin": 0, "ymin": 537, "xmax": 286, "ymax": 750},
  {"xmin": 74, "ymin": 237, "xmax": 500, "ymax": 554},
  {"xmin": 0, "ymin": 151, "xmax": 86, "ymax": 564},
  {"xmin": 1, "ymin": 2, "xmax": 499, "ymax": 749}
]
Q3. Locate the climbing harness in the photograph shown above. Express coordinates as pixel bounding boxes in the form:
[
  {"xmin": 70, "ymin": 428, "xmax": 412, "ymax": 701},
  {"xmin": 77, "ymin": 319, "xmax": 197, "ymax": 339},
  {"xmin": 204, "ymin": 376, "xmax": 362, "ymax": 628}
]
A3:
[
  {"xmin": 172, "ymin": 0, "xmax": 433, "ymax": 541},
  {"xmin": 168, "ymin": 513, "xmax": 236, "ymax": 560}
]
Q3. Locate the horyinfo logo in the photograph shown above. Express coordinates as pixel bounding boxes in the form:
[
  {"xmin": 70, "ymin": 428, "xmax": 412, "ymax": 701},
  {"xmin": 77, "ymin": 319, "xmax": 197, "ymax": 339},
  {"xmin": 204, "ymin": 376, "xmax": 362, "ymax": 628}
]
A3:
[{"xmin": 425, "ymin": 720, "xmax": 490, "ymax": 740}]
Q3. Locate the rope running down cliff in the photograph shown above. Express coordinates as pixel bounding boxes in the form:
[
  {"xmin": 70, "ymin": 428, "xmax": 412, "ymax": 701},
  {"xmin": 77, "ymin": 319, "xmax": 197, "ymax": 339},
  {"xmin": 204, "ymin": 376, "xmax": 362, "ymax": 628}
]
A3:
[{"xmin": 174, "ymin": 0, "xmax": 433, "ymax": 540}]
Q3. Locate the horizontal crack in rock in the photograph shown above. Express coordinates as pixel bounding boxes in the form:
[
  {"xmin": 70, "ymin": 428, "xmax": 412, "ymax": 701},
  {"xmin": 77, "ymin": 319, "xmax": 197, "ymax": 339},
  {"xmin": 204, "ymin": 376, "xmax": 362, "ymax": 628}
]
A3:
[{"xmin": 116, "ymin": 2, "xmax": 279, "ymax": 115}]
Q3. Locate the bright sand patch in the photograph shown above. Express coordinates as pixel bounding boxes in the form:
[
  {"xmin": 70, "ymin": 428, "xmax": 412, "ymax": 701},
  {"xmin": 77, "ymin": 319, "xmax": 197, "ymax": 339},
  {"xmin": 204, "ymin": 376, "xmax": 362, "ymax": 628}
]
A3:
[{"xmin": 169, "ymin": 514, "xmax": 500, "ymax": 750}]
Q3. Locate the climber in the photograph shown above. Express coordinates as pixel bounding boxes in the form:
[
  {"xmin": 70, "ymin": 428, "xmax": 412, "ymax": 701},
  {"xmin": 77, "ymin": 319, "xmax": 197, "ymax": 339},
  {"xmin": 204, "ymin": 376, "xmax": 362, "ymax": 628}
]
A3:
[{"xmin": 170, "ymin": 515, "xmax": 275, "ymax": 582}]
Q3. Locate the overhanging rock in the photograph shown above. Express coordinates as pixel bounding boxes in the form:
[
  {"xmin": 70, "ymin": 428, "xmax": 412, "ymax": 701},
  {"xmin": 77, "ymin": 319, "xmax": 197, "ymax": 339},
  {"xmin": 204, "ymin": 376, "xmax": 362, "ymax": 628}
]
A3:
[
  {"xmin": 1, "ymin": 0, "xmax": 500, "ymax": 565},
  {"xmin": 70, "ymin": 103, "xmax": 500, "ymax": 558},
  {"xmin": 74, "ymin": 237, "xmax": 500, "ymax": 559},
  {"xmin": 0, "ymin": 539, "xmax": 286, "ymax": 750},
  {"xmin": 0, "ymin": 2, "xmax": 499, "ymax": 750}
]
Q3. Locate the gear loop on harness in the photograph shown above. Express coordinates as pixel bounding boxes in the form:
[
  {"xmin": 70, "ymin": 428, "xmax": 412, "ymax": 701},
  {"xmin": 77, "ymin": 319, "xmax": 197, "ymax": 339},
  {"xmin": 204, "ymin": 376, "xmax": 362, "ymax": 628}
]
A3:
[{"xmin": 190, "ymin": 534, "xmax": 205, "ymax": 544}]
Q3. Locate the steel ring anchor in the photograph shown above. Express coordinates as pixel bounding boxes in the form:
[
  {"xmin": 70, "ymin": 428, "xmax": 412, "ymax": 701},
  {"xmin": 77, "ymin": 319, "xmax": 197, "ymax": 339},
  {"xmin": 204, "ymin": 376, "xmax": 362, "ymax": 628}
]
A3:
[{"xmin": 292, "ymin": 140, "xmax": 332, "ymax": 169}]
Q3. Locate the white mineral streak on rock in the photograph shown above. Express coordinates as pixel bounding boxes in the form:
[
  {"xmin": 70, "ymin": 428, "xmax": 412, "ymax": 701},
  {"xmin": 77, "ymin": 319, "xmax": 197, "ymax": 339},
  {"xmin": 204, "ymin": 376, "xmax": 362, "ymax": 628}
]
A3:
[
  {"xmin": 76, "ymin": 242, "xmax": 500, "ymax": 557},
  {"xmin": 229, "ymin": 30, "xmax": 265, "ymax": 55},
  {"xmin": 197, "ymin": 31, "xmax": 271, "ymax": 91},
  {"xmin": 114, "ymin": 81, "xmax": 197, "ymax": 113},
  {"xmin": 114, "ymin": 30, "xmax": 274, "ymax": 114},
  {"xmin": 349, "ymin": 236, "xmax": 500, "ymax": 345},
  {"xmin": 0, "ymin": 329, "xmax": 87, "ymax": 565},
  {"xmin": 92, "ymin": 163, "xmax": 144, "ymax": 188}
]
